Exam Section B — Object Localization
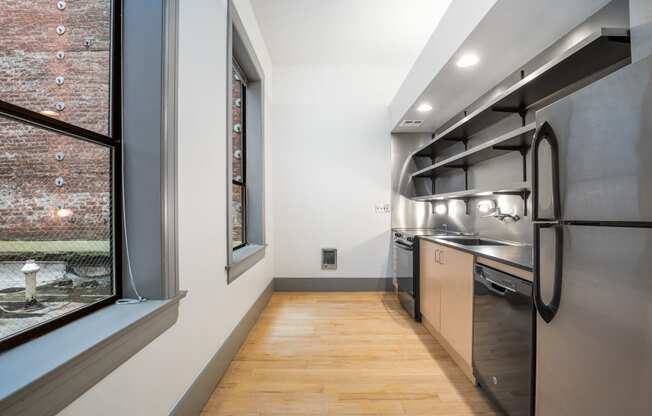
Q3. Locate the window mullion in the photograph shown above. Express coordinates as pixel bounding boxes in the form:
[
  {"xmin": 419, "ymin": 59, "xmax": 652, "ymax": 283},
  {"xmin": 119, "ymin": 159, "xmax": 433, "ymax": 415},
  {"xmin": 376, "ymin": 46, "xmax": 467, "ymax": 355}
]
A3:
[{"xmin": 0, "ymin": 99, "xmax": 117, "ymax": 148}]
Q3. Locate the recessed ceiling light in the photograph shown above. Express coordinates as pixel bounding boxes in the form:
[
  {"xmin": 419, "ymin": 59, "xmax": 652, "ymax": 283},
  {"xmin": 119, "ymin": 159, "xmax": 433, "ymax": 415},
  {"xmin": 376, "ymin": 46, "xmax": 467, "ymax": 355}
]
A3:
[
  {"xmin": 417, "ymin": 103, "xmax": 433, "ymax": 112},
  {"xmin": 457, "ymin": 53, "xmax": 479, "ymax": 68}
]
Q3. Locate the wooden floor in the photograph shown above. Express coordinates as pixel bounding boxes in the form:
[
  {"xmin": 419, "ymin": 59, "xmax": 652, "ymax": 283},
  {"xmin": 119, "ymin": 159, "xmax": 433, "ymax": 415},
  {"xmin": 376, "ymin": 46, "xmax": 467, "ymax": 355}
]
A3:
[{"xmin": 202, "ymin": 292, "xmax": 497, "ymax": 416}]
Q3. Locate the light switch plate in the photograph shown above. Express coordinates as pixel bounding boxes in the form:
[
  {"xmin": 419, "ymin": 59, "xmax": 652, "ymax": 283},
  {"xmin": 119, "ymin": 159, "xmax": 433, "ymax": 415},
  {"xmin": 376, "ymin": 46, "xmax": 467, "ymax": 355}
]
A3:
[{"xmin": 375, "ymin": 204, "xmax": 390, "ymax": 214}]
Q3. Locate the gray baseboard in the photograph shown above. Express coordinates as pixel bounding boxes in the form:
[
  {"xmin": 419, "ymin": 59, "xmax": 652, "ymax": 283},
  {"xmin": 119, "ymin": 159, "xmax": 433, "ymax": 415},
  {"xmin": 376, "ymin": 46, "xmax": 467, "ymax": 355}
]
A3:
[
  {"xmin": 274, "ymin": 277, "xmax": 393, "ymax": 292},
  {"xmin": 170, "ymin": 280, "xmax": 273, "ymax": 415}
]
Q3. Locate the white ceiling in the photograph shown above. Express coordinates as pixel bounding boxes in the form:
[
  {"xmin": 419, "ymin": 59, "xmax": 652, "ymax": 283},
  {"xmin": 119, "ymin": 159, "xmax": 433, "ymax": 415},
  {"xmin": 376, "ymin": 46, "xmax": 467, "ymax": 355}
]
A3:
[
  {"xmin": 391, "ymin": 0, "xmax": 615, "ymax": 133},
  {"xmin": 250, "ymin": 0, "xmax": 453, "ymax": 67}
]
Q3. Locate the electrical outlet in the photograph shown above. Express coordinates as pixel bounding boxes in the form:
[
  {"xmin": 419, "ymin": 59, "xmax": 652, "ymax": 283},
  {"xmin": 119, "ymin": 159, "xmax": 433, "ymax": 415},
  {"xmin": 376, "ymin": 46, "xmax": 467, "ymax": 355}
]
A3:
[{"xmin": 375, "ymin": 204, "xmax": 390, "ymax": 214}]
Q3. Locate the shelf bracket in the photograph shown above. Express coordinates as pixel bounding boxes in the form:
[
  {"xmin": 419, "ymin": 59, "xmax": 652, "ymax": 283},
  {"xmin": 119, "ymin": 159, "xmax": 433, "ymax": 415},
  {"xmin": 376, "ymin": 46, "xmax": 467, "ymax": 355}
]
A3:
[
  {"xmin": 442, "ymin": 137, "xmax": 469, "ymax": 150},
  {"xmin": 491, "ymin": 145, "xmax": 529, "ymax": 181},
  {"xmin": 521, "ymin": 190, "xmax": 530, "ymax": 216},
  {"xmin": 500, "ymin": 147, "xmax": 527, "ymax": 181},
  {"xmin": 442, "ymin": 165, "xmax": 470, "ymax": 190},
  {"xmin": 520, "ymin": 147, "xmax": 528, "ymax": 182},
  {"xmin": 452, "ymin": 197, "xmax": 472, "ymax": 215},
  {"xmin": 491, "ymin": 106, "xmax": 528, "ymax": 126},
  {"xmin": 414, "ymin": 153, "xmax": 436, "ymax": 165}
]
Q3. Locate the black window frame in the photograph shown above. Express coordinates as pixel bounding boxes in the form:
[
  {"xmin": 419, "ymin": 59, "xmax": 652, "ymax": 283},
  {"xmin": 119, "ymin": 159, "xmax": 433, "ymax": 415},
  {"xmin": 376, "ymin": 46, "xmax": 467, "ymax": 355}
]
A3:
[
  {"xmin": 0, "ymin": 0, "xmax": 123, "ymax": 352},
  {"xmin": 232, "ymin": 59, "xmax": 247, "ymax": 251}
]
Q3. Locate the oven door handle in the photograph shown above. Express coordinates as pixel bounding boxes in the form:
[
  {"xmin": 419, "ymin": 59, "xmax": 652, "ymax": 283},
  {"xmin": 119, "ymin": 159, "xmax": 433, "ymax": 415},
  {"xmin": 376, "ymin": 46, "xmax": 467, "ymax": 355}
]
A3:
[
  {"xmin": 476, "ymin": 268, "xmax": 516, "ymax": 296},
  {"xmin": 393, "ymin": 241, "xmax": 413, "ymax": 251},
  {"xmin": 485, "ymin": 277, "xmax": 516, "ymax": 294}
]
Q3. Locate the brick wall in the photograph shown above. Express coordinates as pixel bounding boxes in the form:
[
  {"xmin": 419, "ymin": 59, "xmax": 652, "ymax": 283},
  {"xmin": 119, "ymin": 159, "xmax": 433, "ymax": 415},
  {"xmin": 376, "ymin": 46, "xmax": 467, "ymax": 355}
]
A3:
[{"xmin": 0, "ymin": 0, "xmax": 111, "ymax": 241}]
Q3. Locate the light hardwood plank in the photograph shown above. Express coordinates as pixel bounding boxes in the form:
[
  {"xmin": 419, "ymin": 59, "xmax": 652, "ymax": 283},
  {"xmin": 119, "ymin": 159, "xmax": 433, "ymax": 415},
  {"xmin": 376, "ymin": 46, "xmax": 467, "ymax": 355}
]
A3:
[{"xmin": 201, "ymin": 292, "xmax": 496, "ymax": 416}]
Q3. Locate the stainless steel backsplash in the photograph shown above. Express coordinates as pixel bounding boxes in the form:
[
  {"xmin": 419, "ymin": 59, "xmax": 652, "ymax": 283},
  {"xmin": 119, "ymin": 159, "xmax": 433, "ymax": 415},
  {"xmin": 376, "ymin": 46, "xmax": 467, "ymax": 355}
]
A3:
[{"xmin": 391, "ymin": 116, "xmax": 534, "ymax": 243}]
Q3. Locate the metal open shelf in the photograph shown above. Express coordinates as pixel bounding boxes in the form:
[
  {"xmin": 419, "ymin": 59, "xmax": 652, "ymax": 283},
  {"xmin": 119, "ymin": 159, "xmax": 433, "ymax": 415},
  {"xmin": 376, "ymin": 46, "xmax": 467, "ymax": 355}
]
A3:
[
  {"xmin": 411, "ymin": 28, "xmax": 630, "ymax": 159},
  {"xmin": 412, "ymin": 123, "xmax": 535, "ymax": 180},
  {"xmin": 412, "ymin": 183, "xmax": 531, "ymax": 215}
]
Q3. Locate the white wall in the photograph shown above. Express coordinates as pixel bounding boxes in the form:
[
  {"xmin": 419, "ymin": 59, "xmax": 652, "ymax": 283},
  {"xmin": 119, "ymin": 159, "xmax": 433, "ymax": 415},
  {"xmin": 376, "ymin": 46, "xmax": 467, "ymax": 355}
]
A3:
[
  {"xmin": 272, "ymin": 65, "xmax": 402, "ymax": 279},
  {"xmin": 58, "ymin": 0, "xmax": 274, "ymax": 414}
]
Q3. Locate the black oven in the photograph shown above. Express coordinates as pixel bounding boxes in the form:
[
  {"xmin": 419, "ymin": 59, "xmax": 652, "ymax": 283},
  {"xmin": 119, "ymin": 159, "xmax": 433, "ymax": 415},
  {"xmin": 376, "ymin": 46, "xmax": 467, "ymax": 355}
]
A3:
[
  {"xmin": 393, "ymin": 229, "xmax": 446, "ymax": 321},
  {"xmin": 393, "ymin": 232, "xmax": 418, "ymax": 320}
]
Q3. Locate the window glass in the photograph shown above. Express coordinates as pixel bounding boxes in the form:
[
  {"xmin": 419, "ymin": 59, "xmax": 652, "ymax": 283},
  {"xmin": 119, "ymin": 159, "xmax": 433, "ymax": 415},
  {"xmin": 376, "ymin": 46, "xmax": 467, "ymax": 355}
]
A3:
[
  {"xmin": 0, "ymin": 116, "xmax": 114, "ymax": 343},
  {"xmin": 232, "ymin": 68, "xmax": 244, "ymax": 182},
  {"xmin": 0, "ymin": 0, "xmax": 112, "ymax": 135},
  {"xmin": 231, "ymin": 64, "xmax": 246, "ymax": 249},
  {"xmin": 232, "ymin": 184, "xmax": 245, "ymax": 248}
]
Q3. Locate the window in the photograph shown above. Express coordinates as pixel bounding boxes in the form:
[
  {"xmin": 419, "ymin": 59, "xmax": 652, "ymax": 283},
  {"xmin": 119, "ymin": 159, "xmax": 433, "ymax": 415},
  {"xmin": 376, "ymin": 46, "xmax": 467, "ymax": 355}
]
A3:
[
  {"xmin": 0, "ymin": 0, "xmax": 120, "ymax": 350},
  {"xmin": 226, "ymin": 7, "xmax": 266, "ymax": 283},
  {"xmin": 231, "ymin": 62, "xmax": 247, "ymax": 250}
]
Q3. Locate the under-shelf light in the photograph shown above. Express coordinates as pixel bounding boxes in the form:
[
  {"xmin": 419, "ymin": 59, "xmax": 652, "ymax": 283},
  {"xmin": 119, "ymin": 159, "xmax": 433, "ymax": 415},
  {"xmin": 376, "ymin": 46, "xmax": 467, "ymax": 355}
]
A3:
[
  {"xmin": 434, "ymin": 203, "xmax": 447, "ymax": 215},
  {"xmin": 477, "ymin": 199, "xmax": 496, "ymax": 214}
]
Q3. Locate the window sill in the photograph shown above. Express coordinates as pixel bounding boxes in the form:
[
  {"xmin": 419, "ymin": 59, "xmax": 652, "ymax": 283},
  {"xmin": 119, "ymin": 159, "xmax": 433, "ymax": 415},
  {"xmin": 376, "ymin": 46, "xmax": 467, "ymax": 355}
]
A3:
[
  {"xmin": 228, "ymin": 244, "xmax": 266, "ymax": 283},
  {"xmin": 0, "ymin": 291, "xmax": 187, "ymax": 416}
]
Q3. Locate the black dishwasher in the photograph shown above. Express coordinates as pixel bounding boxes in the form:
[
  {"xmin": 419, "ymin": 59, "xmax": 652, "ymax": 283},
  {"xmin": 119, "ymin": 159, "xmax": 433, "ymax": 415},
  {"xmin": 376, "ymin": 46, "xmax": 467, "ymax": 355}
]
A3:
[{"xmin": 473, "ymin": 264, "xmax": 533, "ymax": 416}]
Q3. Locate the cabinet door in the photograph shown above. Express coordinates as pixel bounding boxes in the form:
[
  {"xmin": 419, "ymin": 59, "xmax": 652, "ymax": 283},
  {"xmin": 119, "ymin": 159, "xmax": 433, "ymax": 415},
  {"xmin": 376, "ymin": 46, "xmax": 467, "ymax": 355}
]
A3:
[
  {"xmin": 439, "ymin": 247, "xmax": 474, "ymax": 366},
  {"xmin": 419, "ymin": 241, "xmax": 441, "ymax": 331}
]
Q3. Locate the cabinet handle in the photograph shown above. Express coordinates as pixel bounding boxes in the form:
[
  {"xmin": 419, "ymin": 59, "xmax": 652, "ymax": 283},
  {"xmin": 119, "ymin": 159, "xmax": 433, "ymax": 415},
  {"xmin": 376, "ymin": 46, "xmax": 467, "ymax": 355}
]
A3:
[
  {"xmin": 434, "ymin": 249, "xmax": 440, "ymax": 264},
  {"xmin": 439, "ymin": 250, "xmax": 444, "ymax": 265}
]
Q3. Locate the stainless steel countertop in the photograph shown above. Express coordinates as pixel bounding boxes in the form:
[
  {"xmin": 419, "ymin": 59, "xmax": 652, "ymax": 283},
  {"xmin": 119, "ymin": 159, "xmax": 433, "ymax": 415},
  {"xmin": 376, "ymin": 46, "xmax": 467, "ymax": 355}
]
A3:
[{"xmin": 419, "ymin": 236, "xmax": 533, "ymax": 272}]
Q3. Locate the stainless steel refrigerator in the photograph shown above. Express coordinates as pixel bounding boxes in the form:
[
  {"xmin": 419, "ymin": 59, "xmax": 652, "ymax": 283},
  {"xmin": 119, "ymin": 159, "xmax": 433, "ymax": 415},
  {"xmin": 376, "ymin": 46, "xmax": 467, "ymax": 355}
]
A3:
[{"xmin": 531, "ymin": 54, "xmax": 652, "ymax": 415}]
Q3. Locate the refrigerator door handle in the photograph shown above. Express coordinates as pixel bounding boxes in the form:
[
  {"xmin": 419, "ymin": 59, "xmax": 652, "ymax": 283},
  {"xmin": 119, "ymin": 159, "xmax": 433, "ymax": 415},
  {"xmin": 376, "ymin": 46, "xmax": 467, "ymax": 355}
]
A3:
[
  {"xmin": 534, "ymin": 222, "xmax": 564, "ymax": 323},
  {"xmin": 532, "ymin": 121, "xmax": 561, "ymax": 222}
]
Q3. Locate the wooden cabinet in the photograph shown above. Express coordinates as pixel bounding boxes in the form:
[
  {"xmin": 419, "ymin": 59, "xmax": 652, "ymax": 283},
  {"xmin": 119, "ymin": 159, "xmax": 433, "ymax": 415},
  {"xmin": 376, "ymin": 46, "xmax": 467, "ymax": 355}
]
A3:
[
  {"xmin": 419, "ymin": 240, "xmax": 441, "ymax": 331},
  {"xmin": 419, "ymin": 239, "xmax": 474, "ymax": 382},
  {"xmin": 438, "ymin": 246, "xmax": 474, "ymax": 368}
]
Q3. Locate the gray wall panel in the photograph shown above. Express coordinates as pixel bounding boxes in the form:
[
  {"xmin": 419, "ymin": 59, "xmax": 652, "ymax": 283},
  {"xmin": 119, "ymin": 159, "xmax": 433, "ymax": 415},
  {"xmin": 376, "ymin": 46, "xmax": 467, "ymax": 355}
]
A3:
[{"xmin": 123, "ymin": 0, "xmax": 165, "ymax": 298}]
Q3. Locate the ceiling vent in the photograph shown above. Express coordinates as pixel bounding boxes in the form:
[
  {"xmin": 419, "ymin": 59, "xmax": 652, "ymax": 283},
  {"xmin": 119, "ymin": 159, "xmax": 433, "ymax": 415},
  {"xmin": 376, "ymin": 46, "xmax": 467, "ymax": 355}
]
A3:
[{"xmin": 399, "ymin": 119, "xmax": 423, "ymax": 128}]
